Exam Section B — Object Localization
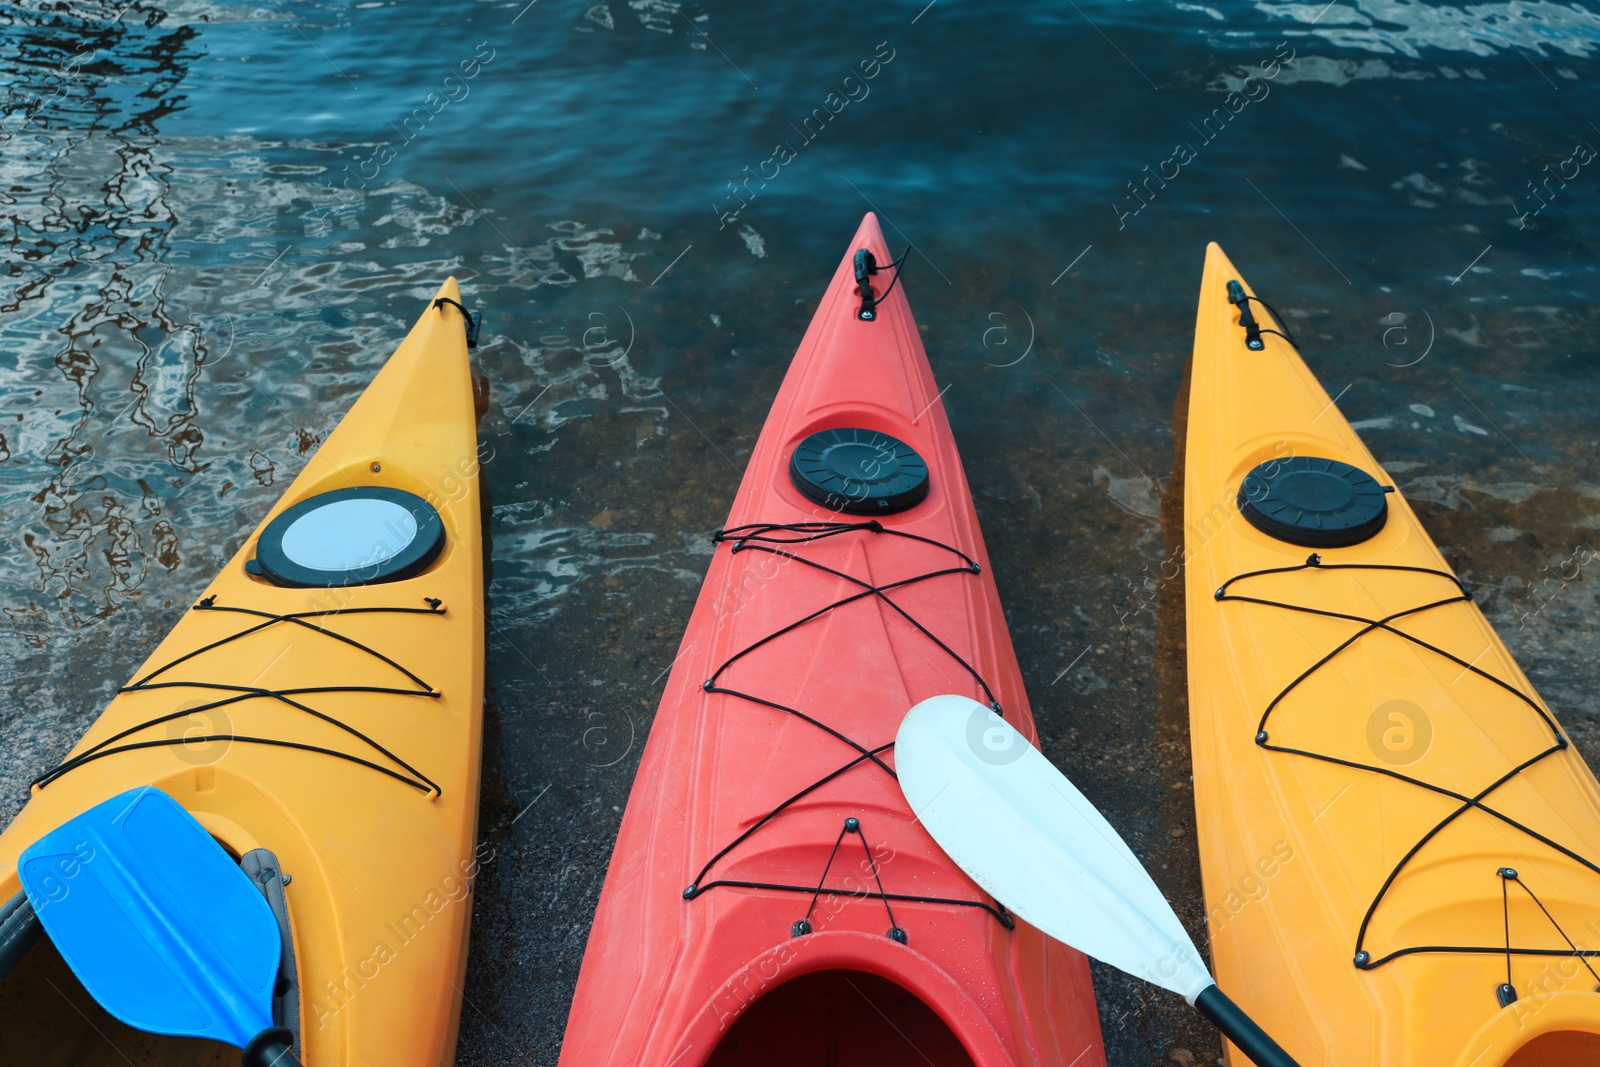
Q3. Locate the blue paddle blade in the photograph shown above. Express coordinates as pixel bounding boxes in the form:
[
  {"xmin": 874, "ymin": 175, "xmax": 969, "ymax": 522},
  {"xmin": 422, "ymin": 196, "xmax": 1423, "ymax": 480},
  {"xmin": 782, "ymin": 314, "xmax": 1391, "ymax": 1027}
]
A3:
[{"xmin": 18, "ymin": 786, "xmax": 279, "ymax": 1050}]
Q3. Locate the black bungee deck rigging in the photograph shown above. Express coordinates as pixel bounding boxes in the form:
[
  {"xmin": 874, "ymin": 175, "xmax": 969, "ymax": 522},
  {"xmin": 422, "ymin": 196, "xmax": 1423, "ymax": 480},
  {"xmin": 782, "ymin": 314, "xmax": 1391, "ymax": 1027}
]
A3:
[
  {"xmin": 32, "ymin": 596, "xmax": 447, "ymax": 796},
  {"xmin": 1217, "ymin": 553, "xmax": 1600, "ymax": 998},
  {"xmin": 681, "ymin": 520, "xmax": 1015, "ymax": 938}
]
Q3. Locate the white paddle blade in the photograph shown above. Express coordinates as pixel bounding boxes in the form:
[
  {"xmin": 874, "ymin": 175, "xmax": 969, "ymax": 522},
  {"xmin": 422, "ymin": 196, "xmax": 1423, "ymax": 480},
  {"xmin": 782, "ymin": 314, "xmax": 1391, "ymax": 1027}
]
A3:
[{"xmin": 896, "ymin": 695, "xmax": 1214, "ymax": 1002}]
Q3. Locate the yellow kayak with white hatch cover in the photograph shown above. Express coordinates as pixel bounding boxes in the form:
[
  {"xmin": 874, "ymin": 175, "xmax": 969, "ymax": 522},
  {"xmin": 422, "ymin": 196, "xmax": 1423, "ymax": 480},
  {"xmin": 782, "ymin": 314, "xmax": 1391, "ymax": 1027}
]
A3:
[{"xmin": 0, "ymin": 280, "xmax": 486, "ymax": 1066}]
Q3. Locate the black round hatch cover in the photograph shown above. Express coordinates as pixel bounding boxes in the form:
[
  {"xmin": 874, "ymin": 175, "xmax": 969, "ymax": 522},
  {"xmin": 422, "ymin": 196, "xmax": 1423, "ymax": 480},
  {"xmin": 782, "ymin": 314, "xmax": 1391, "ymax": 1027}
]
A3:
[
  {"xmin": 1238, "ymin": 456, "xmax": 1389, "ymax": 548},
  {"xmin": 789, "ymin": 428, "xmax": 930, "ymax": 515},
  {"xmin": 247, "ymin": 486, "xmax": 445, "ymax": 588}
]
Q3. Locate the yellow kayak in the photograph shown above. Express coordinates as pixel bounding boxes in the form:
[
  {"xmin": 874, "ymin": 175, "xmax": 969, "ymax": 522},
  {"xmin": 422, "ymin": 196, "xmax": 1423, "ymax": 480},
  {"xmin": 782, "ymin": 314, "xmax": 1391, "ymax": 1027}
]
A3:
[
  {"xmin": 0, "ymin": 281, "xmax": 485, "ymax": 1065},
  {"xmin": 1183, "ymin": 243, "xmax": 1600, "ymax": 1066}
]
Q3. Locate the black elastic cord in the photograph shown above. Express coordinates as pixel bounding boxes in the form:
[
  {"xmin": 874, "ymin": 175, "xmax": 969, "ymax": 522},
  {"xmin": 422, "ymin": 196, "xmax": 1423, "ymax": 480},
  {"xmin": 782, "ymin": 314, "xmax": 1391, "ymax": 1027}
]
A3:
[
  {"xmin": 795, "ymin": 820, "xmax": 851, "ymax": 936},
  {"xmin": 682, "ymin": 521, "xmax": 1010, "ymax": 933},
  {"xmin": 792, "ymin": 818, "xmax": 905, "ymax": 941},
  {"xmin": 1508, "ymin": 870, "xmax": 1600, "ymax": 988},
  {"xmin": 144, "ymin": 601, "xmax": 441, "ymax": 692},
  {"xmin": 687, "ymin": 744, "xmax": 895, "ymax": 892},
  {"xmin": 1503, "ymin": 872, "xmax": 1514, "ymax": 991},
  {"xmin": 1237, "ymin": 293, "xmax": 1298, "ymax": 348},
  {"xmin": 856, "ymin": 820, "xmax": 906, "ymax": 941},
  {"xmin": 711, "ymin": 522, "xmax": 996, "ymax": 711},
  {"xmin": 34, "ymin": 597, "xmax": 447, "ymax": 795},
  {"xmin": 35, "ymin": 684, "xmax": 440, "ymax": 793},
  {"xmin": 1347, "ymin": 747, "xmax": 1578, "ymax": 968},
  {"xmin": 36, "ymin": 736, "xmax": 434, "ymax": 794},
  {"xmin": 1218, "ymin": 558, "xmax": 1598, "ymax": 971},
  {"xmin": 871, "ymin": 247, "xmax": 911, "ymax": 307},
  {"xmin": 432, "ymin": 296, "xmax": 481, "ymax": 346},
  {"xmin": 694, "ymin": 880, "xmax": 1013, "ymax": 928}
]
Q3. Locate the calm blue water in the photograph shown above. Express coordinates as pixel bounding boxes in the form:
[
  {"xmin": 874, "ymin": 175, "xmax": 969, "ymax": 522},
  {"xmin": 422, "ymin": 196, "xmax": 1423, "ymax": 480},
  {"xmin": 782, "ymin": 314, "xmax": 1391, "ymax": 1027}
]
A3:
[{"xmin": 3, "ymin": 1, "xmax": 1599, "ymax": 1062}]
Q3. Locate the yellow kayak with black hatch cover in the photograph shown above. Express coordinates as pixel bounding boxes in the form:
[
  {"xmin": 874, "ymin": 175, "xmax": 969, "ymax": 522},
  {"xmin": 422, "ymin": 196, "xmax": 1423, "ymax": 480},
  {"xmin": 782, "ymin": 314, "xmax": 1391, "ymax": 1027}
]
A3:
[
  {"xmin": 1182, "ymin": 243, "xmax": 1600, "ymax": 1066},
  {"xmin": 0, "ymin": 280, "xmax": 486, "ymax": 1066}
]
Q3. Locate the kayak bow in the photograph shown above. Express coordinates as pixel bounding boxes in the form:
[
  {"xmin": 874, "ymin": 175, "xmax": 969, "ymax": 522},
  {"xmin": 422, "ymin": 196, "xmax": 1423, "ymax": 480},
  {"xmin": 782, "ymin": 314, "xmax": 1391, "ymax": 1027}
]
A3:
[
  {"xmin": 559, "ymin": 214, "xmax": 1106, "ymax": 1067},
  {"xmin": 1184, "ymin": 243, "xmax": 1600, "ymax": 1067},
  {"xmin": 0, "ymin": 281, "xmax": 486, "ymax": 1066}
]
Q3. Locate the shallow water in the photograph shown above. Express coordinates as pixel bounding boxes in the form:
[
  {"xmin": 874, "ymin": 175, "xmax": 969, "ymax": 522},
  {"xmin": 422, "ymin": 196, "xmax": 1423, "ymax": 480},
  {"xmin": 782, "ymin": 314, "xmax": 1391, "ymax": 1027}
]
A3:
[{"xmin": 2, "ymin": 0, "xmax": 1598, "ymax": 1063}]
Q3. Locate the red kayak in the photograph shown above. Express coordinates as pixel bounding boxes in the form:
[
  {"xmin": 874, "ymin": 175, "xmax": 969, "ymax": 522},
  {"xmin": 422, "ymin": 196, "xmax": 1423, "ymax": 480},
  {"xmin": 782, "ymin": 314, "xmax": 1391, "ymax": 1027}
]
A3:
[{"xmin": 558, "ymin": 214, "xmax": 1105, "ymax": 1067}]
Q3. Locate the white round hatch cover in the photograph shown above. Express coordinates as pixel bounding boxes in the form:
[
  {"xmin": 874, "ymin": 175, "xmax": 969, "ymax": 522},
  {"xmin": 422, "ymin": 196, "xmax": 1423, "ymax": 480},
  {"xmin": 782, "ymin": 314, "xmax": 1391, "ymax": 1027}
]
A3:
[
  {"xmin": 281, "ymin": 497, "xmax": 418, "ymax": 571},
  {"xmin": 248, "ymin": 487, "xmax": 445, "ymax": 587}
]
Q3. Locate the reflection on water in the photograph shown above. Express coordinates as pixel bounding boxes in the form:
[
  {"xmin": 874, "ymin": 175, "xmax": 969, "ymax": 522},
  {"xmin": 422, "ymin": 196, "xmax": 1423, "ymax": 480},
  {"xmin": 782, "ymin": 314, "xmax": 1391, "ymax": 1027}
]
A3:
[
  {"xmin": 1, "ymin": 0, "xmax": 1598, "ymax": 1064},
  {"xmin": 2, "ymin": 2, "xmax": 198, "ymax": 632},
  {"xmin": 1266, "ymin": 0, "xmax": 1600, "ymax": 60}
]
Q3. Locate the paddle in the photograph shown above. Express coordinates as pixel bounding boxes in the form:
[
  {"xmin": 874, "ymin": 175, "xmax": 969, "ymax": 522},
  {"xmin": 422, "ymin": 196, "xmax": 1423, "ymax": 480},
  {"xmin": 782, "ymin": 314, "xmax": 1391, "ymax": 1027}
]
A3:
[
  {"xmin": 895, "ymin": 695, "xmax": 1303, "ymax": 1067},
  {"xmin": 18, "ymin": 786, "xmax": 301, "ymax": 1067}
]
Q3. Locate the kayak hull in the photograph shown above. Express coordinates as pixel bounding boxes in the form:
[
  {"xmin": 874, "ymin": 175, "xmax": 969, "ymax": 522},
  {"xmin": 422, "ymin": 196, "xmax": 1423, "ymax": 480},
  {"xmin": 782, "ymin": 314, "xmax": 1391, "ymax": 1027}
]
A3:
[
  {"xmin": 559, "ymin": 215, "xmax": 1104, "ymax": 1067},
  {"xmin": 0, "ymin": 281, "xmax": 486, "ymax": 1065},
  {"xmin": 1183, "ymin": 243, "xmax": 1600, "ymax": 1066}
]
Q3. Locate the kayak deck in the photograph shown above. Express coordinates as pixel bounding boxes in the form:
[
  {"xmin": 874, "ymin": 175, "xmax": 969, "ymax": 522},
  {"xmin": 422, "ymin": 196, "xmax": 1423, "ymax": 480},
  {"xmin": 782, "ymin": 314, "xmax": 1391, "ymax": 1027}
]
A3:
[
  {"xmin": 0, "ymin": 280, "xmax": 485, "ymax": 1065},
  {"xmin": 1184, "ymin": 243, "xmax": 1600, "ymax": 1066},
  {"xmin": 559, "ymin": 215, "xmax": 1103, "ymax": 1067}
]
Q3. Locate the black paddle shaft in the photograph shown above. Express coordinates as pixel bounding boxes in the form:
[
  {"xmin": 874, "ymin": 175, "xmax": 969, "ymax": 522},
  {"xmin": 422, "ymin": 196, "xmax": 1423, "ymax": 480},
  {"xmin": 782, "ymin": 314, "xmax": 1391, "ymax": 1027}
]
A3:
[
  {"xmin": 1195, "ymin": 985, "xmax": 1302, "ymax": 1067},
  {"xmin": 241, "ymin": 1027, "xmax": 302, "ymax": 1067}
]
